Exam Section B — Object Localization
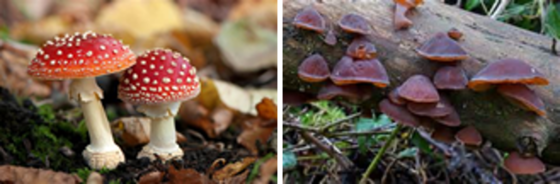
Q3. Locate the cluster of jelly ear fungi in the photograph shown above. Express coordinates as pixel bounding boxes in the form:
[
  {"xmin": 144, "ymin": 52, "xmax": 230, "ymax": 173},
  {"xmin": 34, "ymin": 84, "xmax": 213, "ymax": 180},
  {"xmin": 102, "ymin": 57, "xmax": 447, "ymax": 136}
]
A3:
[
  {"xmin": 293, "ymin": 7, "xmax": 389, "ymax": 104},
  {"xmin": 293, "ymin": 6, "xmax": 550, "ymax": 174}
]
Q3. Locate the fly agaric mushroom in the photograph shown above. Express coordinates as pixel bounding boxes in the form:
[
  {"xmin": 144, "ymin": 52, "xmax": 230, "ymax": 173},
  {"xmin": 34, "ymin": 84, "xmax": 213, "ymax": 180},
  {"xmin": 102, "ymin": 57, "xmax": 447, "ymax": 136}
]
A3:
[
  {"xmin": 298, "ymin": 54, "xmax": 330, "ymax": 82},
  {"xmin": 393, "ymin": 0, "xmax": 423, "ymax": 30},
  {"xmin": 27, "ymin": 31, "xmax": 135, "ymax": 169},
  {"xmin": 416, "ymin": 32, "xmax": 468, "ymax": 62},
  {"xmin": 433, "ymin": 109, "xmax": 461, "ymax": 127},
  {"xmin": 379, "ymin": 99, "xmax": 419, "ymax": 127},
  {"xmin": 497, "ymin": 84, "xmax": 546, "ymax": 116},
  {"xmin": 293, "ymin": 6, "xmax": 326, "ymax": 33},
  {"xmin": 338, "ymin": 13, "xmax": 371, "ymax": 35},
  {"xmin": 397, "ymin": 75, "xmax": 439, "ymax": 103},
  {"xmin": 317, "ymin": 82, "xmax": 372, "ymax": 102},
  {"xmin": 407, "ymin": 95, "xmax": 453, "ymax": 117},
  {"xmin": 433, "ymin": 66, "xmax": 468, "ymax": 90},
  {"xmin": 346, "ymin": 37, "xmax": 377, "ymax": 59},
  {"xmin": 455, "ymin": 126, "xmax": 482, "ymax": 147},
  {"xmin": 330, "ymin": 56, "xmax": 389, "ymax": 88},
  {"xmin": 468, "ymin": 58, "xmax": 549, "ymax": 91},
  {"xmin": 504, "ymin": 152, "xmax": 546, "ymax": 174},
  {"xmin": 388, "ymin": 87, "xmax": 407, "ymax": 105},
  {"xmin": 118, "ymin": 49, "xmax": 200, "ymax": 161},
  {"xmin": 447, "ymin": 28, "xmax": 463, "ymax": 40}
]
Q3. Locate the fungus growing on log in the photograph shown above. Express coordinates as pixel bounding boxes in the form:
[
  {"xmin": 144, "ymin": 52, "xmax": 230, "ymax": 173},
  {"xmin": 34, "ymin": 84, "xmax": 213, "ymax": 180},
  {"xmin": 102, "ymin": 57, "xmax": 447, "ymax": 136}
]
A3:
[
  {"xmin": 293, "ymin": 6, "xmax": 326, "ymax": 33},
  {"xmin": 338, "ymin": 13, "xmax": 371, "ymax": 35},
  {"xmin": 504, "ymin": 152, "xmax": 546, "ymax": 175},
  {"xmin": 431, "ymin": 125, "xmax": 455, "ymax": 144},
  {"xmin": 346, "ymin": 37, "xmax": 377, "ymax": 59},
  {"xmin": 388, "ymin": 87, "xmax": 407, "ymax": 105},
  {"xmin": 416, "ymin": 32, "xmax": 468, "ymax": 62},
  {"xmin": 379, "ymin": 99, "xmax": 419, "ymax": 127},
  {"xmin": 433, "ymin": 66, "xmax": 468, "ymax": 90},
  {"xmin": 407, "ymin": 96, "xmax": 453, "ymax": 117},
  {"xmin": 297, "ymin": 54, "xmax": 330, "ymax": 82},
  {"xmin": 393, "ymin": 0, "xmax": 423, "ymax": 30},
  {"xmin": 468, "ymin": 58, "xmax": 549, "ymax": 91},
  {"xmin": 497, "ymin": 84, "xmax": 546, "ymax": 116},
  {"xmin": 317, "ymin": 82, "xmax": 371, "ymax": 102},
  {"xmin": 433, "ymin": 110, "xmax": 461, "ymax": 127},
  {"xmin": 330, "ymin": 56, "xmax": 389, "ymax": 88},
  {"xmin": 455, "ymin": 126, "xmax": 483, "ymax": 146},
  {"xmin": 447, "ymin": 28, "xmax": 463, "ymax": 40},
  {"xmin": 397, "ymin": 75, "xmax": 439, "ymax": 103}
]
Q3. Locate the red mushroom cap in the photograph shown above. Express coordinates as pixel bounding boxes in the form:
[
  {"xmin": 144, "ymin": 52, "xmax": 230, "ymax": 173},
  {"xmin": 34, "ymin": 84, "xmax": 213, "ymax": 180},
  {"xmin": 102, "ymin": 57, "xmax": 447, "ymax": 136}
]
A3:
[
  {"xmin": 504, "ymin": 152, "xmax": 546, "ymax": 175},
  {"xmin": 317, "ymin": 82, "xmax": 371, "ymax": 101},
  {"xmin": 407, "ymin": 96, "xmax": 453, "ymax": 117},
  {"xmin": 330, "ymin": 56, "xmax": 389, "ymax": 88},
  {"xmin": 293, "ymin": 7, "xmax": 326, "ymax": 33},
  {"xmin": 433, "ymin": 66, "xmax": 468, "ymax": 90},
  {"xmin": 433, "ymin": 109, "xmax": 461, "ymax": 127},
  {"xmin": 468, "ymin": 59, "xmax": 549, "ymax": 91},
  {"xmin": 298, "ymin": 54, "xmax": 330, "ymax": 82},
  {"xmin": 388, "ymin": 87, "xmax": 407, "ymax": 105},
  {"xmin": 497, "ymin": 84, "xmax": 546, "ymax": 116},
  {"xmin": 379, "ymin": 99, "xmax": 419, "ymax": 127},
  {"xmin": 118, "ymin": 49, "xmax": 200, "ymax": 105},
  {"xmin": 346, "ymin": 37, "xmax": 377, "ymax": 59},
  {"xmin": 27, "ymin": 31, "xmax": 136, "ymax": 79},
  {"xmin": 398, "ymin": 75, "xmax": 440, "ymax": 103},
  {"xmin": 338, "ymin": 13, "xmax": 370, "ymax": 35},
  {"xmin": 416, "ymin": 32, "xmax": 468, "ymax": 62},
  {"xmin": 455, "ymin": 126, "xmax": 482, "ymax": 146},
  {"xmin": 447, "ymin": 28, "xmax": 463, "ymax": 41}
]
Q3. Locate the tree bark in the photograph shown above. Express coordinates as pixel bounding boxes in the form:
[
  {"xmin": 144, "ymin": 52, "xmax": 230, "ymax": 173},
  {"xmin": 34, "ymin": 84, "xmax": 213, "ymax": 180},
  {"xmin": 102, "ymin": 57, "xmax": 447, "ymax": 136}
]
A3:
[{"xmin": 282, "ymin": 0, "xmax": 560, "ymax": 164}]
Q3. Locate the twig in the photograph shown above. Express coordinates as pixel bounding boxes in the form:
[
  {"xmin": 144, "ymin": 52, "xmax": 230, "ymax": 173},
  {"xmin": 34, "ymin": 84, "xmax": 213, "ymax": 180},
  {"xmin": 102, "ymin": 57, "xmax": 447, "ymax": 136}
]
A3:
[
  {"xmin": 380, "ymin": 158, "xmax": 398, "ymax": 184},
  {"xmin": 319, "ymin": 112, "xmax": 361, "ymax": 132},
  {"xmin": 283, "ymin": 122, "xmax": 320, "ymax": 132},
  {"xmin": 359, "ymin": 124, "xmax": 402, "ymax": 184},
  {"xmin": 490, "ymin": 0, "xmax": 510, "ymax": 19},
  {"xmin": 325, "ymin": 129, "xmax": 393, "ymax": 137},
  {"xmin": 299, "ymin": 131, "xmax": 354, "ymax": 170},
  {"xmin": 416, "ymin": 129, "xmax": 452, "ymax": 156}
]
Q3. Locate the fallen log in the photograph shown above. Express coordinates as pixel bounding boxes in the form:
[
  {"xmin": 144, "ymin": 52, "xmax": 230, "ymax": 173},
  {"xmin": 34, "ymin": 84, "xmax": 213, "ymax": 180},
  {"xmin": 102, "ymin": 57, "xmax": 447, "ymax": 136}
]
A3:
[{"xmin": 282, "ymin": 0, "xmax": 560, "ymax": 164}]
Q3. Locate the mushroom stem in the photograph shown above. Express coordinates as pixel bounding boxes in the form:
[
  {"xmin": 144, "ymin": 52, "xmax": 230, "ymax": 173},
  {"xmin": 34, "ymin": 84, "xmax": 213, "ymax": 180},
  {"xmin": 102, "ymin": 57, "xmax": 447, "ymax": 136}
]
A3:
[
  {"xmin": 69, "ymin": 77, "xmax": 124, "ymax": 169},
  {"xmin": 136, "ymin": 102, "xmax": 183, "ymax": 160}
]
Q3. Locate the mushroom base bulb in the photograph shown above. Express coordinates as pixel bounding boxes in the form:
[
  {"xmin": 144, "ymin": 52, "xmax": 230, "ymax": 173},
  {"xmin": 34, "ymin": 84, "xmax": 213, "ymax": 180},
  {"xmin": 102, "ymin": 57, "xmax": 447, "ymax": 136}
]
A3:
[
  {"xmin": 83, "ymin": 146, "xmax": 125, "ymax": 169},
  {"xmin": 137, "ymin": 143, "xmax": 183, "ymax": 161}
]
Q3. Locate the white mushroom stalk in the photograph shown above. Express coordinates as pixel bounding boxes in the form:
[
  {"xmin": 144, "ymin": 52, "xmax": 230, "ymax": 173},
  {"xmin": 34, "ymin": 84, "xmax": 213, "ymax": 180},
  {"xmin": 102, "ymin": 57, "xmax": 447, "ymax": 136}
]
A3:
[
  {"xmin": 117, "ymin": 48, "xmax": 201, "ymax": 161},
  {"xmin": 26, "ymin": 31, "xmax": 136, "ymax": 169}
]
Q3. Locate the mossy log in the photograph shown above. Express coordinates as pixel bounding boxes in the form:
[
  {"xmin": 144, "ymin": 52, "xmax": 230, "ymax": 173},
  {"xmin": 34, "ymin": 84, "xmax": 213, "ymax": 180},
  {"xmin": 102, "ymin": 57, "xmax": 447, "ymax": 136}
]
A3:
[{"xmin": 282, "ymin": 0, "xmax": 560, "ymax": 164}]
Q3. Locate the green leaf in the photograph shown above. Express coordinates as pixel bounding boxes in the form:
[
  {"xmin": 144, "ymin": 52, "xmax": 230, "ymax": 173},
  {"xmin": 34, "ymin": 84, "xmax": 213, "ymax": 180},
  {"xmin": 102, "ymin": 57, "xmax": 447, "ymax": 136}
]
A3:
[
  {"xmin": 356, "ymin": 117, "xmax": 376, "ymax": 153},
  {"xmin": 545, "ymin": 3, "xmax": 560, "ymax": 39},
  {"xmin": 397, "ymin": 147, "xmax": 418, "ymax": 158},
  {"xmin": 283, "ymin": 150, "xmax": 298, "ymax": 170},
  {"xmin": 465, "ymin": 0, "xmax": 481, "ymax": 11},
  {"xmin": 411, "ymin": 131, "xmax": 432, "ymax": 154}
]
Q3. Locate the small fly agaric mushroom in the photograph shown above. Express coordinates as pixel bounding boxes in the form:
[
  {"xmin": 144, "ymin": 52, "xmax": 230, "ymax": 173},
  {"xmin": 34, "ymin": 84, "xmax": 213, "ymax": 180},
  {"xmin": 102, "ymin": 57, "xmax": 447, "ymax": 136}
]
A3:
[
  {"xmin": 447, "ymin": 28, "xmax": 463, "ymax": 40},
  {"xmin": 27, "ymin": 31, "xmax": 135, "ymax": 169},
  {"xmin": 379, "ymin": 99, "xmax": 420, "ymax": 127},
  {"xmin": 388, "ymin": 87, "xmax": 407, "ymax": 105},
  {"xmin": 338, "ymin": 13, "xmax": 371, "ymax": 35},
  {"xmin": 416, "ymin": 32, "xmax": 468, "ymax": 62},
  {"xmin": 393, "ymin": 0, "xmax": 423, "ymax": 30},
  {"xmin": 497, "ymin": 84, "xmax": 546, "ymax": 116},
  {"xmin": 118, "ymin": 48, "xmax": 200, "ymax": 161},
  {"xmin": 504, "ymin": 152, "xmax": 546, "ymax": 175},
  {"xmin": 330, "ymin": 56, "xmax": 389, "ymax": 88},
  {"xmin": 293, "ymin": 6, "xmax": 326, "ymax": 33},
  {"xmin": 468, "ymin": 58, "xmax": 549, "ymax": 91},
  {"xmin": 407, "ymin": 96, "xmax": 453, "ymax": 117},
  {"xmin": 346, "ymin": 37, "xmax": 377, "ymax": 59},
  {"xmin": 397, "ymin": 75, "xmax": 440, "ymax": 103},
  {"xmin": 433, "ymin": 66, "xmax": 468, "ymax": 90},
  {"xmin": 455, "ymin": 126, "xmax": 482, "ymax": 147},
  {"xmin": 317, "ymin": 82, "xmax": 372, "ymax": 102},
  {"xmin": 298, "ymin": 54, "xmax": 330, "ymax": 82}
]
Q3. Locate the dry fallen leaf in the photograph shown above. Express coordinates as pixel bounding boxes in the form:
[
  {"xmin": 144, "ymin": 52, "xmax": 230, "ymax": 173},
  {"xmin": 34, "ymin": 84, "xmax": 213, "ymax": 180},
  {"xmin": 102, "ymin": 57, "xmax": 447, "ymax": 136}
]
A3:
[
  {"xmin": 96, "ymin": 0, "xmax": 182, "ymax": 39},
  {"xmin": 0, "ymin": 45, "xmax": 51, "ymax": 97},
  {"xmin": 0, "ymin": 165, "xmax": 82, "ymax": 184},
  {"xmin": 222, "ymin": 170, "xmax": 249, "ymax": 184},
  {"xmin": 211, "ymin": 157, "xmax": 257, "ymax": 181},
  {"xmin": 138, "ymin": 171, "xmax": 163, "ymax": 184},
  {"xmin": 254, "ymin": 156, "xmax": 277, "ymax": 184},
  {"xmin": 256, "ymin": 98, "xmax": 277, "ymax": 120},
  {"xmin": 228, "ymin": 0, "xmax": 277, "ymax": 30},
  {"xmin": 112, "ymin": 117, "xmax": 187, "ymax": 146},
  {"xmin": 168, "ymin": 166, "xmax": 214, "ymax": 184},
  {"xmin": 86, "ymin": 171, "xmax": 103, "ymax": 184},
  {"xmin": 237, "ymin": 99, "xmax": 278, "ymax": 154}
]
